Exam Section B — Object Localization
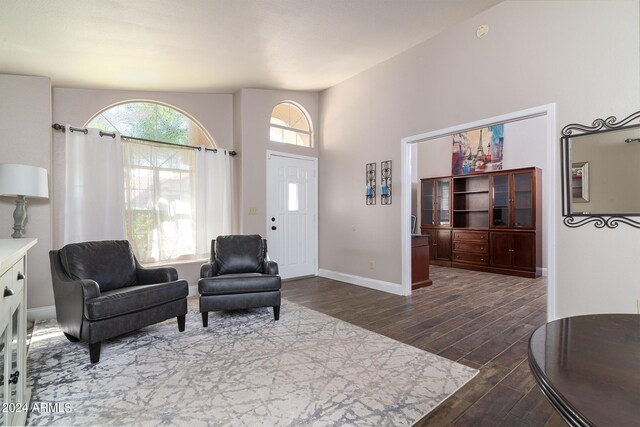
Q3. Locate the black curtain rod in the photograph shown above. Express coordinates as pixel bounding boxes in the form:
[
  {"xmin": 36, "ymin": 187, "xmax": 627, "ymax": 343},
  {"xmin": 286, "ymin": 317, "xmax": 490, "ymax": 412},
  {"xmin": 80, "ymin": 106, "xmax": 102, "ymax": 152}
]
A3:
[{"xmin": 51, "ymin": 123, "xmax": 237, "ymax": 156}]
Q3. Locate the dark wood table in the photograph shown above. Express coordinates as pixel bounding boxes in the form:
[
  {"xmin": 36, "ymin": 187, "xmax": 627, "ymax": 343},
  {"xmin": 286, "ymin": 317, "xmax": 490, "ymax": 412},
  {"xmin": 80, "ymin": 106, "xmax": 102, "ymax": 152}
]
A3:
[{"xmin": 528, "ymin": 314, "xmax": 640, "ymax": 427}]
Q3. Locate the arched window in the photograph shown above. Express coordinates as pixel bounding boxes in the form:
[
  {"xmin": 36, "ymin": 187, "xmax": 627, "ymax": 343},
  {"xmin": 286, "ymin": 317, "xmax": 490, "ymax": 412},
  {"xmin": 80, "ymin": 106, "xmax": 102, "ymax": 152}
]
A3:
[
  {"xmin": 270, "ymin": 102, "xmax": 312, "ymax": 147},
  {"xmin": 86, "ymin": 101, "xmax": 217, "ymax": 264},
  {"xmin": 86, "ymin": 101, "xmax": 214, "ymax": 148}
]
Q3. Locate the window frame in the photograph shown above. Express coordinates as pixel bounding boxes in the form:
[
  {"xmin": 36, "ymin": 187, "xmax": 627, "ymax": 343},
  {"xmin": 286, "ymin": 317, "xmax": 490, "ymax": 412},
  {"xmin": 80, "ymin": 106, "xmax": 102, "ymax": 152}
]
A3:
[
  {"xmin": 269, "ymin": 101, "xmax": 313, "ymax": 147},
  {"xmin": 84, "ymin": 99, "xmax": 216, "ymax": 149}
]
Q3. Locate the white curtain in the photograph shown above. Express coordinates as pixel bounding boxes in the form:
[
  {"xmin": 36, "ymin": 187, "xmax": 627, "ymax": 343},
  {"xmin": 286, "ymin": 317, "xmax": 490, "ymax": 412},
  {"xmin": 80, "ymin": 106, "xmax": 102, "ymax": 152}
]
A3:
[
  {"xmin": 195, "ymin": 149, "xmax": 232, "ymax": 257},
  {"xmin": 123, "ymin": 140, "xmax": 198, "ymax": 263},
  {"xmin": 63, "ymin": 125, "xmax": 125, "ymax": 244}
]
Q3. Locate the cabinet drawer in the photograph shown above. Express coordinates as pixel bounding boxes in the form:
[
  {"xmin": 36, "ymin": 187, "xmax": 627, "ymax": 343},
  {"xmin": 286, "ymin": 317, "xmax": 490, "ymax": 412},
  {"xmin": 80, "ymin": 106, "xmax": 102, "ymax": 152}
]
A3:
[
  {"xmin": 452, "ymin": 252, "xmax": 489, "ymax": 265},
  {"xmin": 453, "ymin": 241, "xmax": 488, "ymax": 254},
  {"xmin": 453, "ymin": 230, "xmax": 489, "ymax": 242},
  {"xmin": 0, "ymin": 259, "xmax": 25, "ymax": 315},
  {"xmin": 0, "ymin": 268, "xmax": 11, "ymax": 321},
  {"xmin": 11, "ymin": 258, "xmax": 25, "ymax": 299}
]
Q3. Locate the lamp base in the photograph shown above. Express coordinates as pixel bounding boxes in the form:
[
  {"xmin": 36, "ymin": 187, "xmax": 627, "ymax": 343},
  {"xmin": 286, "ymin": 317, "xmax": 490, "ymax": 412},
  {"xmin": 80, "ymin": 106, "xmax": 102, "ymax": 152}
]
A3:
[{"xmin": 12, "ymin": 195, "xmax": 26, "ymax": 239}]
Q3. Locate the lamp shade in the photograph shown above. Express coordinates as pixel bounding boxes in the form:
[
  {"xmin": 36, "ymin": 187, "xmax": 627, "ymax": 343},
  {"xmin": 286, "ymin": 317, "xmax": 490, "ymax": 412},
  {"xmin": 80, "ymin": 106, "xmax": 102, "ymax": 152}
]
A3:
[{"xmin": 0, "ymin": 163, "xmax": 49, "ymax": 198}]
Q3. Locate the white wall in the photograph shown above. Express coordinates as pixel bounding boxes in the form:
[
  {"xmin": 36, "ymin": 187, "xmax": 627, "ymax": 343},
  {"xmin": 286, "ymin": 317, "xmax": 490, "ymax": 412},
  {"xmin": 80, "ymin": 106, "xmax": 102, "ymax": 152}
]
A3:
[
  {"xmin": 0, "ymin": 75, "xmax": 53, "ymax": 309},
  {"xmin": 235, "ymin": 88, "xmax": 320, "ymax": 236},
  {"xmin": 319, "ymin": 0, "xmax": 640, "ymax": 317}
]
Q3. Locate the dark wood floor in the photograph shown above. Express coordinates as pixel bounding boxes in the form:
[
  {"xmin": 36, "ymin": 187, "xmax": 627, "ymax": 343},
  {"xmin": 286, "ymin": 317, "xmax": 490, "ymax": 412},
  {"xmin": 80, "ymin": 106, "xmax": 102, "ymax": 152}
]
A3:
[{"xmin": 282, "ymin": 265, "xmax": 566, "ymax": 426}]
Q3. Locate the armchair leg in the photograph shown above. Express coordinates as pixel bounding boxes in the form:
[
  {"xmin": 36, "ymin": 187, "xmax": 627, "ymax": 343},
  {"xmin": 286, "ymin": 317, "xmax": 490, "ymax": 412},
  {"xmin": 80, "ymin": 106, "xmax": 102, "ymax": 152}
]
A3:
[
  {"xmin": 89, "ymin": 342, "xmax": 101, "ymax": 364},
  {"xmin": 202, "ymin": 312, "xmax": 209, "ymax": 327},
  {"xmin": 273, "ymin": 305, "xmax": 280, "ymax": 321},
  {"xmin": 177, "ymin": 315, "xmax": 186, "ymax": 332},
  {"xmin": 64, "ymin": 333, "xmax": 80, "ymax": 342}
]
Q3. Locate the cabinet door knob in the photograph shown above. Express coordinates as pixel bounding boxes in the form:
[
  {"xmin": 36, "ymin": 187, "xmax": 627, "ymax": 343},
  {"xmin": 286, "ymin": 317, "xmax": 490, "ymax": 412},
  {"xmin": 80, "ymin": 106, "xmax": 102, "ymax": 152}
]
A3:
[
  {"xmin": 271, "ymin": 226, "xmax": 277, "ymax": 230},
  {"xmin": 3, "ymin": 286, "xmax": 14, "ymax": 297},
  {"xmin": 17, "ymin": 272, "xmax": 25, "ymax": 280}
]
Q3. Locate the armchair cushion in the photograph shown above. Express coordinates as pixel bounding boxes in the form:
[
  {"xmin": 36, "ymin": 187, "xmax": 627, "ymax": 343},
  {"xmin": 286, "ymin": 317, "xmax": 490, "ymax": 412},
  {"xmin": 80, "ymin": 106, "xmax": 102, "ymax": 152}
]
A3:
[
  {"xmin": 199, "ymin": 273, "xmax": 281, "ymax": 296},
  {"xmin": 214, "ymin": 235, "xmax": 265, "ymax": 275},
  {"xmin": 84, "ymin": 280, "xmax": 188, "ymax": 321},
  {"xmin": 59, "ymin": 240, "xmax": 137, "ymax": 292}
]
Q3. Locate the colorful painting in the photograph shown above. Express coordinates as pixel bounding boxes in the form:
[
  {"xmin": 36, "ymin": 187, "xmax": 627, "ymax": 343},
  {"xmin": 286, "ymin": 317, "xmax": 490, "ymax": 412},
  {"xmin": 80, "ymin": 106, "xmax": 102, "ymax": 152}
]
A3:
[{"xmin": 452, "ymin": 124, "xmax": 504, "ymax": 175}]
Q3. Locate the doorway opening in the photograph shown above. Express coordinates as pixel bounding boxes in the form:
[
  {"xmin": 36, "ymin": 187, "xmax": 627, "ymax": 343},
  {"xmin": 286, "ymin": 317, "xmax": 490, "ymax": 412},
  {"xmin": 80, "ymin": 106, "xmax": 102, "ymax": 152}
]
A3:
[{"xmin": 401, "ymin": 104, "xmax": 557, "ymax": 321}]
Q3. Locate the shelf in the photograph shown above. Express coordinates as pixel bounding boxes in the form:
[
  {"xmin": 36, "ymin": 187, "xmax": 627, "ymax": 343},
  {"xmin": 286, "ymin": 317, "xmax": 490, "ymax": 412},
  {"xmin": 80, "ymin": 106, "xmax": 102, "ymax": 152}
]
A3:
[
  {"xmin": 455, "ymin": 209, "xmax": 489, "ymax": 213},
  {"xmin": 454, "ymin": 190, "xmax": 489, "ymax": 195}
]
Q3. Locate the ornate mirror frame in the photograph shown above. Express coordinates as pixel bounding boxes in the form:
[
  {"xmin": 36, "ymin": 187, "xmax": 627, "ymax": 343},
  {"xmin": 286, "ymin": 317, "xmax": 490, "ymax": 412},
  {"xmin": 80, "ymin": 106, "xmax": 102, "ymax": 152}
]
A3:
[{"xmin": 561, "ymin": 110, "xmax": 640, "ymax": 229}]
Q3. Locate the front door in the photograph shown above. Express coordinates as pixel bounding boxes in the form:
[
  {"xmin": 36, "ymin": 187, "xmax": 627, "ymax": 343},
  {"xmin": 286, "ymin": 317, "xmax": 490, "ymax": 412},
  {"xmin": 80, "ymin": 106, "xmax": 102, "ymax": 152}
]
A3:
[{"xmin": 266, "ymin": 151, "xmax": 317, "ymax": 279}]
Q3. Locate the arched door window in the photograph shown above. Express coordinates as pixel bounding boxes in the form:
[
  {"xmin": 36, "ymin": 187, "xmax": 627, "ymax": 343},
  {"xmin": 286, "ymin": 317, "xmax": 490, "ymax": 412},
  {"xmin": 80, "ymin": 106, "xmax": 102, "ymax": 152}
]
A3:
[{"xmin": 270, "ymin": 102, "xmax": 312, "ymax": 147}]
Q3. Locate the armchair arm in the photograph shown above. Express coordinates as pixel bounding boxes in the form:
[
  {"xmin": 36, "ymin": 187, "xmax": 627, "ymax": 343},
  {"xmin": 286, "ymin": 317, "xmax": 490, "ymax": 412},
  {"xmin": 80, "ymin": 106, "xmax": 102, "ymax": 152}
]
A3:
[
  {"xmin": 51, "ymin": 275, "xmax": 101, "ymax": 303},
  {"xmin": 78, "ymin": 279, "xmax": 101, "ymax": 300},
  {"xmin": 49, "ymin": 250, "xmax": 101, "ymax": 340},
  {"xmin": 136, "ymin": 264, "xmax": 178, "ymax": 284},
  {"xmin": 263, "ymin": 260, "xmax": 279, "ymax": 275},
  {"xmin": 200, "ymin": 262, "xmax": 219, "ymax": 278}
]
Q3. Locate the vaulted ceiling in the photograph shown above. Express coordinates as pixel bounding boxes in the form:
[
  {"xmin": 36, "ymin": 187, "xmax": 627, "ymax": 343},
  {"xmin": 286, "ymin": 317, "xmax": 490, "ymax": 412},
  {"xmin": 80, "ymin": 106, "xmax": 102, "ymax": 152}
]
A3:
[{"xmin": 0, "ymin": 0, "xmax": 502, "ymax": 92}]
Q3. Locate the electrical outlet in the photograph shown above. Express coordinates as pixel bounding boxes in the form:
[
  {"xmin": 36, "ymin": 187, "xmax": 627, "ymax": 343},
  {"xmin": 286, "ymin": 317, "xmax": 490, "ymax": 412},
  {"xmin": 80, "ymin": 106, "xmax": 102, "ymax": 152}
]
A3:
[
  {"xmin": 369, "ymin": 260, "xmax": 376, "ymax": 270},
  {"xmin": 248, "ymin": 207, "xmax": 258, "ymax": 215}
]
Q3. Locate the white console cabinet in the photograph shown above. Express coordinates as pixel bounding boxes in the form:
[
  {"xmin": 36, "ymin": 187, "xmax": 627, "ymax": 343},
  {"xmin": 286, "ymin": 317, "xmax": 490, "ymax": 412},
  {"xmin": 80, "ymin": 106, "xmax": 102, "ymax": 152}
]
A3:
[{"xmin": 0, "ymin": 238, "xmax": 36, "ymax": 426}]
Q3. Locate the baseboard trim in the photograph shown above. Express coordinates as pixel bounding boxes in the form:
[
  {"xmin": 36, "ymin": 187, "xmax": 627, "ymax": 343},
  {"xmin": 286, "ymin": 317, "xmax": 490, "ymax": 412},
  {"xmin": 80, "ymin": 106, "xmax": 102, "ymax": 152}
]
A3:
[
  {"xmin": 537, "ymin": 267, "xmax": 548, "ymax": 277},
  {"xmin": 27, "ymin": 305, "xmax": 56, "ymax": 322},
  {"xmin": 317, "ymin": 269, "xmax": 403, "ymax": 295},
  {"xmin": 188, "ymin": 285, "xmax": 199, "ymax": 297}
]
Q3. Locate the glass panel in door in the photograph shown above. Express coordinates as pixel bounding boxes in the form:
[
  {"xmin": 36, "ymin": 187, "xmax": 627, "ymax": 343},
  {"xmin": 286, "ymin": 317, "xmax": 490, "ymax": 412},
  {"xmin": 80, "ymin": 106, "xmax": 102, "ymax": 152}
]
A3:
[
  {"xmin": 492, "ymin": 174, "xmax": 509, "ymax": 226},
  {"xmin": 513, "ymin": 172, "xmax": 533, "ymax": 227},
  {"xmin": 436, "ymin": 180, "xmax": 450, "ymax": 225},
  {"xmin": 421, "ymin": 181, "xmax": 434, "ymax": 226}
]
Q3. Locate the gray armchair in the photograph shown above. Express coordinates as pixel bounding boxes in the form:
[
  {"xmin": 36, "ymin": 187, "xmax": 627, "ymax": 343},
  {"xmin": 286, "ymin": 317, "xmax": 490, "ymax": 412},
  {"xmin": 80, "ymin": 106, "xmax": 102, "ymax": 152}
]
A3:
[
  {"xmin": 199, "ymin": 235, "xmax": 281, "ymax": 326},
  {"xmin": 49, "ymin": 240, "xmax": 189, "ymax": 363}
]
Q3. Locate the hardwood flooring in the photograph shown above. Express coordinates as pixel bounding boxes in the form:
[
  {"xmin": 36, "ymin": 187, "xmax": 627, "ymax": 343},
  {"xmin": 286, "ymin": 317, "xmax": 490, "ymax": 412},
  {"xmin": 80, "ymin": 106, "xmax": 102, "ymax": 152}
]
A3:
[{"xmin": 281, "ymin": 265, "xmax": 564, "ymax": 426}]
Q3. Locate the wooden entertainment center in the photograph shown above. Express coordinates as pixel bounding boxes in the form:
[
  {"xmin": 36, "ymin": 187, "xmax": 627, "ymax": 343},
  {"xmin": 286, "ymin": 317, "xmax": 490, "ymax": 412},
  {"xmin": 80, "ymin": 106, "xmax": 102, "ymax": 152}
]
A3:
[{"xmin": 420, "ymin": 167, "xmax": 541, "ymax": 278}]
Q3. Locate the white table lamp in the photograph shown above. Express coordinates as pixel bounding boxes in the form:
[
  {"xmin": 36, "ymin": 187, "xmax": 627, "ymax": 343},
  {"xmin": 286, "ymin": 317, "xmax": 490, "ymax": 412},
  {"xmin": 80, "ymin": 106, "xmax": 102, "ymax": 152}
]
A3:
[{"xmin": 0, "ymin": 163, "xmax": 49, "ymax": 238}]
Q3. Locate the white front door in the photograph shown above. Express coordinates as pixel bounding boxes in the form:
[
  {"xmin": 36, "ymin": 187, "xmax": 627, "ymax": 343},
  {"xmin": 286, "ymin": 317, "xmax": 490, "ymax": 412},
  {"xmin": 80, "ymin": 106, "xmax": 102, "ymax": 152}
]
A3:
[{"xmin": 266, "ymin": 151, "xmax": 317, "ymax": 279}]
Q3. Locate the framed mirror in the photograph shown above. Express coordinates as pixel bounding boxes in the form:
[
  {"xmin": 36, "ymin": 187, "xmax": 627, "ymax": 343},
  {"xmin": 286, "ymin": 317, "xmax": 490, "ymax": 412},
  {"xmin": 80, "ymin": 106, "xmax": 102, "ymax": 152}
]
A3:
[{"xmin": 561, "ymin": 111, "xmax": 640, "ymax": 228}]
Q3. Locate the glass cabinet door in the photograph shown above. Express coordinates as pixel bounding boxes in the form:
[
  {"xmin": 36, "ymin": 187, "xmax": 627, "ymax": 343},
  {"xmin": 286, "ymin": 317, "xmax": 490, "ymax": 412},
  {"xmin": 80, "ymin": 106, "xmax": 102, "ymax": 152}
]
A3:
[
  {"xmin": 421, "ymin": 180, "xmax": 435, "ymax": 226},
  {"xmin": 513, "ymin": 172, "xmax": 533, "ymax": 227},
  {"xmin": 436, "ymin": 179, "xmax": 451, "ymax": 225},
  {"xmin": 492, "ymin": 174, "xmax": 510, "ymax": 226}
]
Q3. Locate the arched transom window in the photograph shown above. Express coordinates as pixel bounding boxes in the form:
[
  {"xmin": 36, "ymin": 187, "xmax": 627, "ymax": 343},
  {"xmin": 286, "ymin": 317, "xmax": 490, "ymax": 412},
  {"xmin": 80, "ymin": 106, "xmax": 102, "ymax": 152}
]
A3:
[
  {"xmin": 270, "ymin": 102, "xmax": 312, "ymax": 147},
  {"xmin": 87, "ymin": 101, "xmax": 214, "ymax": 148}
]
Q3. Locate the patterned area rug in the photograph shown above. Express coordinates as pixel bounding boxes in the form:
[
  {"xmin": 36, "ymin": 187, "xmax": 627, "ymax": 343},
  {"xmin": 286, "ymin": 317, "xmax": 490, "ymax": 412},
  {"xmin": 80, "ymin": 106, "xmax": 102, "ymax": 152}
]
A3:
[{"xmin": 27, "ymin": 299, "xmax": 477, "ymax": 426}]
